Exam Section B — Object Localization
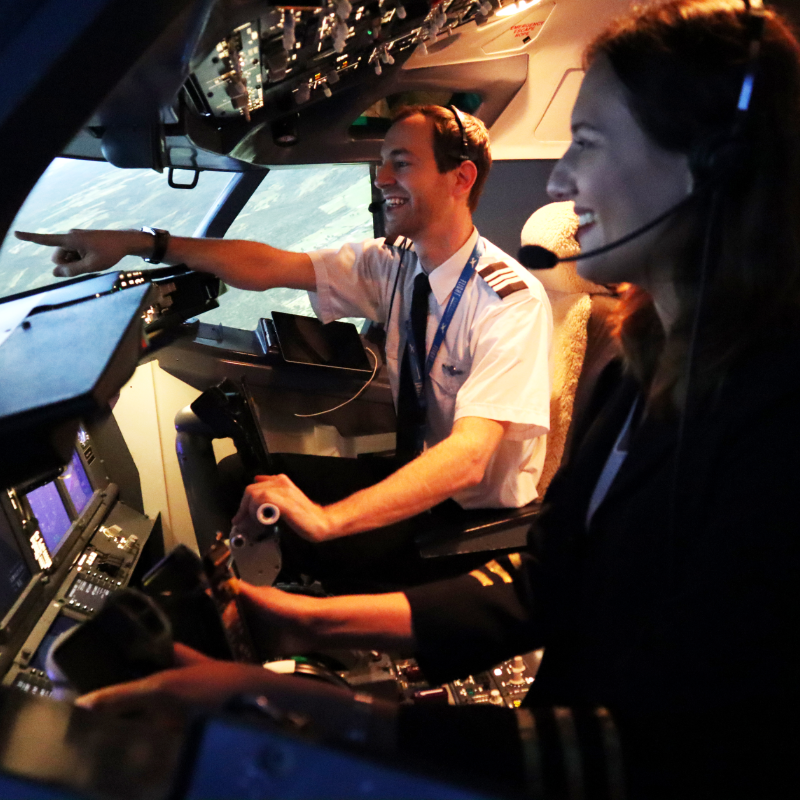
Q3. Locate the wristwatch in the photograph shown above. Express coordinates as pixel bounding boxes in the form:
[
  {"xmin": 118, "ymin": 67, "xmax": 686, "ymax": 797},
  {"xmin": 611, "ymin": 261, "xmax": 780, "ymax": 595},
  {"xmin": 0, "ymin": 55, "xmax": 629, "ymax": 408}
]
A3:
[{"xmin": 140, "ymin": 226, "xmax": 170, "ymax": 264}]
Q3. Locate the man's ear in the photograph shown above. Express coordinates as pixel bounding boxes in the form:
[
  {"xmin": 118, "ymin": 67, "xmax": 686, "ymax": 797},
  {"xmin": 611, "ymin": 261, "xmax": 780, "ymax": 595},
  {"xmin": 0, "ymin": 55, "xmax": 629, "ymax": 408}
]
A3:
[{"xmin": 453, "ymin": 160, "xmax": 478, "ymax": 203}]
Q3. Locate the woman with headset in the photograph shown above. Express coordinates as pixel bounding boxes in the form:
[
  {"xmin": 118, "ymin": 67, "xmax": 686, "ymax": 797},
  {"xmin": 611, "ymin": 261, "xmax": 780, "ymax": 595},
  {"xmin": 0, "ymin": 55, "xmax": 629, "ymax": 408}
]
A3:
[{"xmin": 77, "ymin": 2, "xmax": 800, "ymax": 796}]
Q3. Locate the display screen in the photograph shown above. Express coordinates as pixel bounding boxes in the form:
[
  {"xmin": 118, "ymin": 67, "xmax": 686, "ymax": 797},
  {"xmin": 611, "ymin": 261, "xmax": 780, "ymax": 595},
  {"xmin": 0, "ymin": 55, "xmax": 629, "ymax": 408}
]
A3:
[
  {"xmin": 62, "ymin": 450, "xmax": 94, "ymax": 516},
  {"xmin": 29, "ymin": 614, "xmax": 80, "ymax": 673},
  {"xmin": 272, "ymin": 311, "xmax": 372, "ymax": 373},
  {"xmin": 26, "ymin": 482, "xmax": 72, "ymax": 556},
  {"xmin": 0, "ymin": 510, "xmax": 31, "ymax": 620}
]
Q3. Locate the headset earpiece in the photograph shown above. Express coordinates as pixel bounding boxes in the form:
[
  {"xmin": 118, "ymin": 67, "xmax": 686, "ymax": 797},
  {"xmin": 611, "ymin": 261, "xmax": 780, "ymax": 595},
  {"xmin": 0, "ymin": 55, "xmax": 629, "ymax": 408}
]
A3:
[{"xmin": 689, "ymin": 131, "xmax": 751, "ymax": 185}]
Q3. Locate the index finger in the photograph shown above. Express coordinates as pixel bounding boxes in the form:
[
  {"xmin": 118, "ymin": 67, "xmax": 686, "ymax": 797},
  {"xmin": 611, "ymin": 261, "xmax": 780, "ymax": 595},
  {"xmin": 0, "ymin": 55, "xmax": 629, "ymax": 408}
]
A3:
[
  {"xmin": 15, "ymin": 231, "xmax": 69, "ymax": 247},
  {"xmin": 231, "ymin": 490, "xmax": 252, "ymax": 526},
  {"xmin": 75, "ymin": 676, "xmax": 174, "ymax": 713}
]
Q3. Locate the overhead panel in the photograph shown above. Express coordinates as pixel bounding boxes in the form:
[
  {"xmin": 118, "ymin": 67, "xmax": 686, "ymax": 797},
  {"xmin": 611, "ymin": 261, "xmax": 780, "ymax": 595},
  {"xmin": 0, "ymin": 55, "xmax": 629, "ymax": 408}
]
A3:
[
  {"xmin": 184, "ymin": 2, "xmax": 489, "ymax": 126},
  {"xmin": 55, "ymin": 1, "xmax": 638, "ymax": 168},
  {"xmin": 172, "ymin": 0, "xmax": 519, "ymax": 166}
]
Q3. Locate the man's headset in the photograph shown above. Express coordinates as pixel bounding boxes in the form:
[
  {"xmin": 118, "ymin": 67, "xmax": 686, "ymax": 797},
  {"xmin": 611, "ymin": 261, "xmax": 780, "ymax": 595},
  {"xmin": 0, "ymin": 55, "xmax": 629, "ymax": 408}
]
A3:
[
  {"xmin": 448, "ymin": 103, "xmax": 471, "ymax": 162},
  {"xmin": 518, "ymin": 0, "xmax": 766, "ymax": 271}
]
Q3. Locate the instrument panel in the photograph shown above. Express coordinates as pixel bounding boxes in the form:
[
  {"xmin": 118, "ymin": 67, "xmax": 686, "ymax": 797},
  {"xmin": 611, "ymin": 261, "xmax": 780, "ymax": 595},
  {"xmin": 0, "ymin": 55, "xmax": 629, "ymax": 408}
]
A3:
[
  {"xmin": 186, "ymin": 1, "xmax": 490, "ymax": 124},
  {"xmin": 0, "ymin": 428, "xmax": 157, "ymax": 700}
]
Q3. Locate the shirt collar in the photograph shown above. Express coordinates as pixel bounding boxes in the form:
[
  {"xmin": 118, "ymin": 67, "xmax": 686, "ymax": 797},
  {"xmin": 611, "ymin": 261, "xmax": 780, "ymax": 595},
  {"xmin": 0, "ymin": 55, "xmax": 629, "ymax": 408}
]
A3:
[{"xmin": 426, "ymin": 227, "xmax": 480, "ymax": 306}]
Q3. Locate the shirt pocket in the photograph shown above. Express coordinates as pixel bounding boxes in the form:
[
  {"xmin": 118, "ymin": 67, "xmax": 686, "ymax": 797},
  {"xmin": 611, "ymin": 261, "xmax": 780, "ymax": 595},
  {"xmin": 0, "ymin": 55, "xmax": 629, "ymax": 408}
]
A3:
[{"xmin": 430, "ymin": 357, "xmax": 471, "ymax": 398}]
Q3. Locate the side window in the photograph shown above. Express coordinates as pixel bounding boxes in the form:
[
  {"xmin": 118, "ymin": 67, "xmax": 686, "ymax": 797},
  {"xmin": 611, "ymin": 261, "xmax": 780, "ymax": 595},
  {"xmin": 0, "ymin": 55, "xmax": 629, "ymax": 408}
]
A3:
[
  {"xmin": 0, "ymin": 158, "xmax": 230, "ymax": 297},
  {"xmin": 198, "ymin": 163, "xmax": 373, "ymax": 331}
]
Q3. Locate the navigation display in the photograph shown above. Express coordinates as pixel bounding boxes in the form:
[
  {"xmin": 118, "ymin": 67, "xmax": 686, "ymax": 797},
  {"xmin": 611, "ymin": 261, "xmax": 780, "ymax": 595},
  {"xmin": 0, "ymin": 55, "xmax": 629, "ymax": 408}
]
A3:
[
  {"xmin": 62, "ymin": 450, "xmax": 94, "ymax": 516},
  {"xmin": 26, "ymin": 483, "xmax": 72, "ymax": 556},
  {"xmin": 0, "ymin": 509, "xmax": 31, "ymax": 620}
]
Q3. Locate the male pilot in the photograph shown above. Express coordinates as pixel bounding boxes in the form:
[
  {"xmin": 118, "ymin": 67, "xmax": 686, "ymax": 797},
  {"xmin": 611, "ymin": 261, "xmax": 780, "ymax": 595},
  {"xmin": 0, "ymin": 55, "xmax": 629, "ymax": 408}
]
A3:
[{"xmin": 17, "ymin": 105, "xmax": 552, "ymax": 587}]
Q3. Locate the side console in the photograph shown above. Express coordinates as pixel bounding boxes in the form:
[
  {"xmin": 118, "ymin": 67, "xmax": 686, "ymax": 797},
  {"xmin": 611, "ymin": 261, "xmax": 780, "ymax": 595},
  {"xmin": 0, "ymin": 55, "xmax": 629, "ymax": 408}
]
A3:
[{"xmin": 0, "ymin": 427, "xmax": 158, "ymax": 697}]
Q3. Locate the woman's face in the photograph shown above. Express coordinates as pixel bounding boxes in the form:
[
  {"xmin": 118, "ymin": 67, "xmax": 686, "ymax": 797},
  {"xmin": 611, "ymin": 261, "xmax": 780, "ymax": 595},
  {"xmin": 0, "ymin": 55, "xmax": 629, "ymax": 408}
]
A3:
[{"xmin": 547, "ymin": 55, "xmax": 694, "ymax": 291}]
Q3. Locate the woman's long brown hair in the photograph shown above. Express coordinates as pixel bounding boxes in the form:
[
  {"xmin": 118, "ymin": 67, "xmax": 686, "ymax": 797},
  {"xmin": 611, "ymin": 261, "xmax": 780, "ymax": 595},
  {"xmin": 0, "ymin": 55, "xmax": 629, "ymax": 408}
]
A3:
[{"xmin": 590, "ymin": 0, "xmax": 800, "ymax": 416}]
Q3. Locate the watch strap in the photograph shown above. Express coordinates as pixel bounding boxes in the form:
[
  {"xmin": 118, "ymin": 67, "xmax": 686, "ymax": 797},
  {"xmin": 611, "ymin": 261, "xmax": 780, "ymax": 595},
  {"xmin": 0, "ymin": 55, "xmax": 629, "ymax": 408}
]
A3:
[{"xmin": 141, "ymin": 227, "xmax": 170, "ymax": 264}]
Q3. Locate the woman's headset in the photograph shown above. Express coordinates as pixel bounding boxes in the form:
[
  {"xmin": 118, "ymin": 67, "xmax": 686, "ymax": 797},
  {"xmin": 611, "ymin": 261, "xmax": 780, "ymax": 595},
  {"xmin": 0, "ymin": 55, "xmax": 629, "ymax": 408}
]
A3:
[
  {"xmin": 671, "ymin": 0, "xmax": 768, "ymax": 585},
  {"xmin": 688, "ymin": 0, "xmax": 765, "ymax": 182}
]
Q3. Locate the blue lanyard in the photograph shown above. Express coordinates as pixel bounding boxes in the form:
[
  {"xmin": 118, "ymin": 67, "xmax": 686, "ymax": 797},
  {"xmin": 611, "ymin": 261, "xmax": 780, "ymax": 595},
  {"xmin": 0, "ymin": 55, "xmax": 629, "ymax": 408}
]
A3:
[{"xmin": 405, "ymin": 237, "xmax": 484, "ymax": 401}]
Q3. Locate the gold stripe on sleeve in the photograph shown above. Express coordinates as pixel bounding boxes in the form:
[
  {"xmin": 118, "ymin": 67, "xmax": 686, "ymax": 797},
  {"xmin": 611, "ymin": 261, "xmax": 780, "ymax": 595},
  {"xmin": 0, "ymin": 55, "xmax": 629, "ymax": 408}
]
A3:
[
  {"xmin": 485, "ymin": 559, "xmax": 514, "ymax": 584},
  {"xmin": 468, "ymin": 569, "xmax": 494, "ymax": 587}
]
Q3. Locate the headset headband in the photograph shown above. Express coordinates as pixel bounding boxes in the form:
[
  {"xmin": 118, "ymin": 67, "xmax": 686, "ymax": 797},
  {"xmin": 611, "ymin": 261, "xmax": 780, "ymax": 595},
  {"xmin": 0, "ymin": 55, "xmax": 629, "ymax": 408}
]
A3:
[
  {"xmin": 736, "ymin": 0, "xmax": 765, "ymax": 118},
  {"xmin": 447, "ymin": 103, "xmax": 471, "ymax": 162}
]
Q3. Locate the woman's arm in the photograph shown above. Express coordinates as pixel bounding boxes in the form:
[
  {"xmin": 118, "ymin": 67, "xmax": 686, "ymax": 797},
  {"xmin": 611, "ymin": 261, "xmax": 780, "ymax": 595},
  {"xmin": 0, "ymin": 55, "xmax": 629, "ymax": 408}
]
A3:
[
  {"xmin": 233, "ymin": 580, "xmax": 416, "ymax": 653},
  {"xmin": 77, "ymin": 655, "xmax": 399, "ymax": 755}
]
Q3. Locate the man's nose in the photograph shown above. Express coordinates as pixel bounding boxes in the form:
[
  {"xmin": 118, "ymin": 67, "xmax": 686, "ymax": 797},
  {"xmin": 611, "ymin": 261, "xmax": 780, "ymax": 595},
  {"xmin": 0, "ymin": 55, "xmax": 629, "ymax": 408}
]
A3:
[{"xmin": 374, "ymin": 162, "xmax": 394, "ymax": 189}]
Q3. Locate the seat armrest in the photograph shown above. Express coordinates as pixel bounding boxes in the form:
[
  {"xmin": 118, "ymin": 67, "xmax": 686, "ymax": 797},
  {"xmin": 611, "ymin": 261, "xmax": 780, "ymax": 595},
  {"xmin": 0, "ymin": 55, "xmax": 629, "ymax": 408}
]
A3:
[{"xmin": 415, "ymin": 503, "xmax": 540, "ymax": 558}]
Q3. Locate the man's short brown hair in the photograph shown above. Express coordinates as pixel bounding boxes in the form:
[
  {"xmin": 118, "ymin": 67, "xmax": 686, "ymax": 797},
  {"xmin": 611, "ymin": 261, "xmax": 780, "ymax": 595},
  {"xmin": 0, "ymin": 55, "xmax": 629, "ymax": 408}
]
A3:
[{"xmin": 392, "ymin": 104, "xmax": 492, "ymax": 212}]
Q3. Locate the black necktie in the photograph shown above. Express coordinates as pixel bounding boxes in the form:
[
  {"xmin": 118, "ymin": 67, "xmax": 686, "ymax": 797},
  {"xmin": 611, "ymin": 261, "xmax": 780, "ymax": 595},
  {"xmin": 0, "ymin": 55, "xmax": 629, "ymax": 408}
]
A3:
[{"xmin": 395, "ymin": 272, "xmax": 431, "ymax": 462}]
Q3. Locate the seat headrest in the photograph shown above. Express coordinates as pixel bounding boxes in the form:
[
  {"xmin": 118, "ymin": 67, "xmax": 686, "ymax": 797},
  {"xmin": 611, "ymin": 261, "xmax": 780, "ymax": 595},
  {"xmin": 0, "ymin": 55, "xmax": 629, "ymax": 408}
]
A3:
[{"xmin": 521, "ymin": 201, "xmax": 610, "ymax": 295}]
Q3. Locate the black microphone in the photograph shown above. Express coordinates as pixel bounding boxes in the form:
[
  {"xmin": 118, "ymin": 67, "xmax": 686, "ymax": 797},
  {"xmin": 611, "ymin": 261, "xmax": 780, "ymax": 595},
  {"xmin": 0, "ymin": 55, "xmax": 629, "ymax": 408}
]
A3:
[
  {"xmin": 518, "ymin": 245, "xmax": 559, "ymax": 270},
  {"xmin": 368, "ymin": 200, "xmax": 385, "ymax": 214},
  {"xmin": 518, "ymin": 191, "xmax": 698, "ymax": 270}
]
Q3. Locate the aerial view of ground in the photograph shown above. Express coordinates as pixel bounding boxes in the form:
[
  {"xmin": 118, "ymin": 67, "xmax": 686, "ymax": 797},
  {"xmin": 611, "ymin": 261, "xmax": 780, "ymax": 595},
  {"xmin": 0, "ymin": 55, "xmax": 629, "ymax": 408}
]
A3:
[{"xmin": 0, "ymin": 158, "xmax": 373, "ymax": 331}]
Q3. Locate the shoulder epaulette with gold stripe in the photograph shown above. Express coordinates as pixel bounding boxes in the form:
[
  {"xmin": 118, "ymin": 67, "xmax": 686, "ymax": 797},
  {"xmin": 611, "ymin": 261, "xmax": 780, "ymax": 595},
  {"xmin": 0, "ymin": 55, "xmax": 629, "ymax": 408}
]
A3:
[{"xmin": 477, "ymin": 261, "xmax": 528, "ymax": 299}]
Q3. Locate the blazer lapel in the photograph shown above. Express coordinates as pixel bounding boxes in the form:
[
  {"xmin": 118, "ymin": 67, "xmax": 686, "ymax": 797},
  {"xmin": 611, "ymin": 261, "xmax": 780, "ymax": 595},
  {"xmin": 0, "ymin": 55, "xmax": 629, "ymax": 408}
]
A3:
[
  {"xmin": 599, "ymin": 413, "xmax": 676, "ymax": 510},
  {"xmin": 566, "ymin": 374, "xmax": 641, "ymax": 520},
  {"xmin": 571, "ymin": 374, "xmax": 676, "ymax": 529}
]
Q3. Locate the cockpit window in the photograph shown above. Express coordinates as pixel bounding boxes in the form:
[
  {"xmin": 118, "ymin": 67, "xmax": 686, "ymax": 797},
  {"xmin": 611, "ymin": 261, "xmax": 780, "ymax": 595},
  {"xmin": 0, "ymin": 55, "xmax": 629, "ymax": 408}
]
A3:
[
  {"xmin": 0, "ymin": 158, "xmax": 230, "ymax": 298},
  {"xmin": 199, "ymin": 163, "xmax": 373, "ymax": 331},
  {"xmin": 1, "ymin": 158, "xmax": 373, "ymax": 333}
]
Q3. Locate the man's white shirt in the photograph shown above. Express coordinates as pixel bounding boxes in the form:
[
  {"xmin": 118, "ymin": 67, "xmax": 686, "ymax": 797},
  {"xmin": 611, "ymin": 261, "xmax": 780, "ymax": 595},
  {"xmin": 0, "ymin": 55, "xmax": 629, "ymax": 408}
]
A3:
[{"xmin": 308, "ymin": 228, "xmax": 553, "ymax": 509}]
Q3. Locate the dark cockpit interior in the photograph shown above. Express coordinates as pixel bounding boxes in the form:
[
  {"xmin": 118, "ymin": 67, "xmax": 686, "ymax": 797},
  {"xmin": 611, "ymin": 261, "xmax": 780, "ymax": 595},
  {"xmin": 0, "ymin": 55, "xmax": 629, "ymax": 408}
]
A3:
[{"xmin": 3, "ymin": 1, "xmax": 800, "ymax": 798}]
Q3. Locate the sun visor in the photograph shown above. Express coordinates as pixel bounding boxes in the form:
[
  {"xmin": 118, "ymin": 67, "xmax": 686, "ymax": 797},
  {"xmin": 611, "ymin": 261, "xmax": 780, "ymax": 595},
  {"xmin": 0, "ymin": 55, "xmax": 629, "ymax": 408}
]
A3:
[{"xmin": 0, "ymin": 275, "xmax": 154, "ymax": 489}]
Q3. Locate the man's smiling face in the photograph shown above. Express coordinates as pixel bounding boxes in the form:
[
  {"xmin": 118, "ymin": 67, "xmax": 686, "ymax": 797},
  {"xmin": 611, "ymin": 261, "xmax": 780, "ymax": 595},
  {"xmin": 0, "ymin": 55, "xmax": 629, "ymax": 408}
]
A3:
[{"xmin": 374, "ymin": 114, "xmax": 452, "ymax": 241}]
